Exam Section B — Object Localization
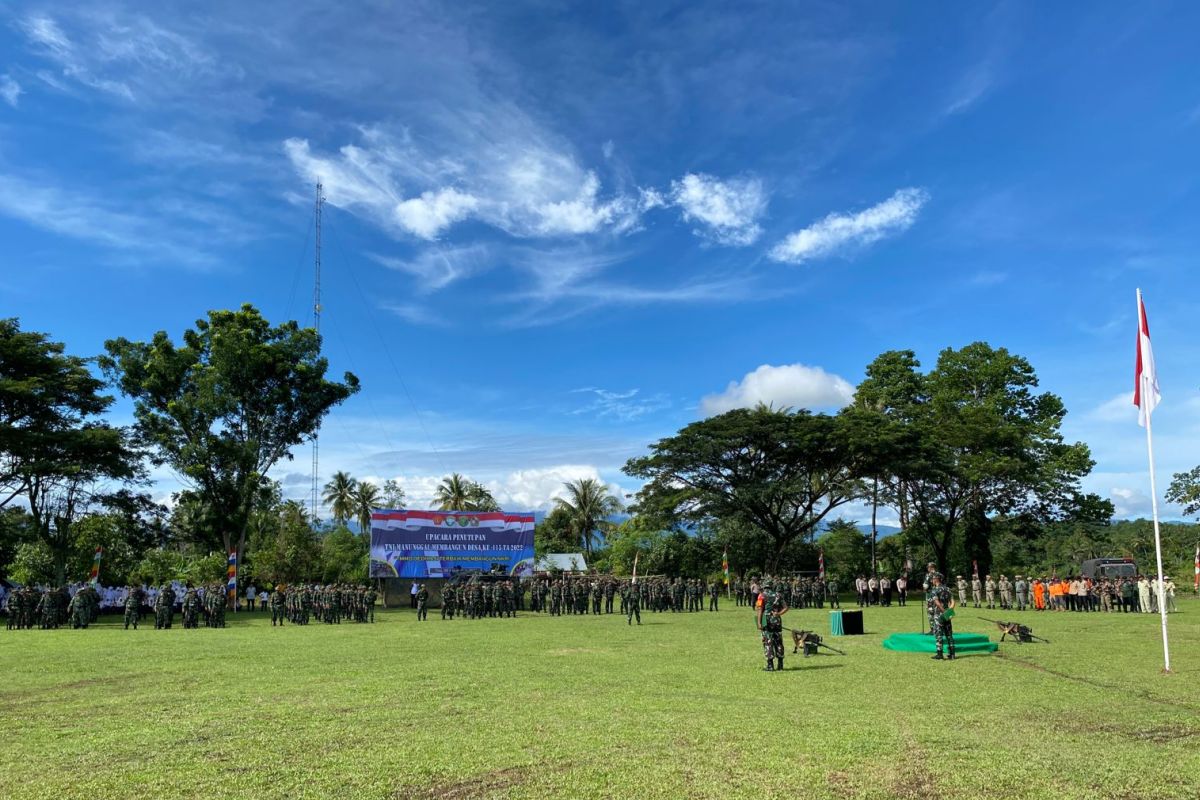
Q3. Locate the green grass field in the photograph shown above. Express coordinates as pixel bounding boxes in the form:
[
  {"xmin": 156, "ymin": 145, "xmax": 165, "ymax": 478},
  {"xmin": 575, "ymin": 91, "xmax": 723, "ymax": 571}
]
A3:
[{"xmin": 2, "ymin": 597, "xmax": 1198, "ymax": 800}]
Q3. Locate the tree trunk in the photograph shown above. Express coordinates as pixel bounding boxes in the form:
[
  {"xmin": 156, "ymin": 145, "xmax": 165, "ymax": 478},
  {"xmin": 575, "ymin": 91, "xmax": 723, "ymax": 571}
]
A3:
[{"xmin": 870, "ymin": 478, "xmax": 879, "ymax": 577}]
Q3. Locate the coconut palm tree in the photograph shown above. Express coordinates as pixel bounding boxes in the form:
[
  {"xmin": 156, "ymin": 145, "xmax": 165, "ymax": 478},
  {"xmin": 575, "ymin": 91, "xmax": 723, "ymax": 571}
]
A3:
[
  {"xmin": 433, "ymin": 473, "xmax": 472, "ymax": 511},
  {"xmin": 354, "ymin": 481, "xmax": 382, "ymax": 534},
  {"xmin": 322, "ymin": 471, "xmax": 357, "ymax": 526},
  {"xmin": 555, "ymin": 478, "xmax": 622, "ymax": 556}
]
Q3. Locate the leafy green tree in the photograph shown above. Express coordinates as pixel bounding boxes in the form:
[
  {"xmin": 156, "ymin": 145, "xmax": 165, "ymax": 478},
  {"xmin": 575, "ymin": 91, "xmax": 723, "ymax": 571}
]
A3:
[
  {"xmin": 248, "ymin": 500, "xmax": 320, "ymax": 584},
  {"xmin": 320, "ymin": 527, "xmax": 367, "ymax": 583},
  {"xmin": 9, "ymin": 541, "xmax": 55, "ymax": 585},
  {"xmin": 183, "ymin": 552, "xmax": 229, "ymax": 584},
  {"xmin": 466, "ymin": 480, "xmax": 501, "ymax": 511},
  {"xmin": 131, "ymin": 549, "xmax": 188, "ymax": 586},
  {"xmin": 353, "ymin": 481, "xmax": 381, "ymax": 534},
  {"xmin": 101, "ymin": 305, "xmax": 359, "ymax": 568},
  {"xmin": 554, "ymin": 478, "xmax": 621, "ymax": 556},
  {"xmin": 606, "ymin": 516, "xmax": 668, "ymax": 574},
  {"xmin": 323, "ymin": 471, "xmax": 357, "ymax": 526},
  {"xmin": 625, "ymin": 406, "xmax": 868, "ymax": 571},
  {"xmin": 818, "ymin": 518, "xmax": 871, "ymax": 583},
  {"xmin": 1166, "ymin": 466, "xmax": 1200, "ymax": 518},
  {"xmin": 535, "ymin": 505, "xmax": 580, "ymax": 557},
  {"xmin": 858, "ymin": 344, "xmax": 1093, "ymax": 575},
  {"xmin": 380, "ymin": 479, "xmax": 406, "ymax": 509},
  {"xmin": 0, "ymin": 507, "xmax": 35, "ymax": 580}
]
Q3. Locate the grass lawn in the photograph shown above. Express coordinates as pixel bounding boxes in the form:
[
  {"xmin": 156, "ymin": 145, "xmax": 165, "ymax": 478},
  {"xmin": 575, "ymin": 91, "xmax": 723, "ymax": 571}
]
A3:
[{"xmin": 2, "ymin": 596, "xmax": 1198, "ymax": 799}]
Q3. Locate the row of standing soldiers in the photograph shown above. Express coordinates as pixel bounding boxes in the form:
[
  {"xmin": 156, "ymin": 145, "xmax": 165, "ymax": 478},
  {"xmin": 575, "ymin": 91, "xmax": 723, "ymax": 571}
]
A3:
[
  {"xmin": 528, "ymin": 577, "xmax": 721, "ymax": 616},
  {"xmin": 275, "ymin": 584, "xmax": 377, "ymax": 625},
  {"xmin": 439, "ymin": 580, "xmax": 521, "ymax": 619},
  {"xmin": 732, "ymin": 577, "xmax": 833, "ymax": 609},
  {"xmin": 5, "ymin": 585, "xmax": 94, "ymax": 629}
]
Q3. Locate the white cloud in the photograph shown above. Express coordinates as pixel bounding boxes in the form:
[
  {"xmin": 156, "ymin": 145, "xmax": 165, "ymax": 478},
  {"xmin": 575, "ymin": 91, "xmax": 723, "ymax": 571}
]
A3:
[
  {"xmin": 283, "ymin": 111, "xmax": 641, "ymax": 242},
  {"xmin": 768, "ymin": 187, "xmax": 928, "ymax": 264},
  {"xmin": 1108, "ymin": 486, "xmax": 1152, "ymax": 518},
  {"xmin": 373, "ymin": 465, "xmax": 626, "ymax": 512},
  {"xmin": 1, "ymin": 76, "xmax": 22, "ymax": 108},
  {"xmin": 669, "ymin": 172, "xmax": 767, "ymax": 246},
  {"xmin": 700, "ymin": 363, "xmax": 855, "ymax": 416},
  {"xmin": 393, "ymin": 187, "xmax": 479, "ymax": 239}
]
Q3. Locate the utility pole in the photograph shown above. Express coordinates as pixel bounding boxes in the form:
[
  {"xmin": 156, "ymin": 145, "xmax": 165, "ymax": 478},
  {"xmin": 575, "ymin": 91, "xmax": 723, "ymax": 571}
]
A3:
[{"xmin": 310, "ymin": 181, "xmax": 324, "ymax": 521}]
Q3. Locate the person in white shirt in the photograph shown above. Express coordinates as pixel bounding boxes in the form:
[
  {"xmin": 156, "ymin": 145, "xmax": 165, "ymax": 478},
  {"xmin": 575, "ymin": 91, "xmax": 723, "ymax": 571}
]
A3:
[{"xmin": 410, "ymin": 581, "xmax": 420, "ymax": 608}]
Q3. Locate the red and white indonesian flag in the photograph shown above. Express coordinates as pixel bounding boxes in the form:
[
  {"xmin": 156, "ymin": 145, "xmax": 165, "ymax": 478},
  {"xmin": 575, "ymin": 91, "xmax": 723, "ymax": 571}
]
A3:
[{"xmin": 1134, "ymin": 289, "xmax": 1160, "ymax": 427}]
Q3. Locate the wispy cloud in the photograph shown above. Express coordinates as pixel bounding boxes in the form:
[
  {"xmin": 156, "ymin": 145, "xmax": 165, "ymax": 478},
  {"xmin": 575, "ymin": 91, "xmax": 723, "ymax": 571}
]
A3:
[
  {"xmin": 572, "ymin": 388, "xmax": 670, "ymax": 421},
  {"xmin": 669, "ymin": 172, "xmax": 767, "ymax": 246},
  {"xmin": 0, "ymin": 170, "xmax": 213, "ymax": 265},
  {"xmin": 371, "ymin": 243, "xmax": 496, "ymax": 294},
  {"xmin": 768, "ymin": 187, "xmax": 928, "ymax": 264},
  {"xmin": 0, "ymin": 76, "xmax": 22, "ymax": 108}
]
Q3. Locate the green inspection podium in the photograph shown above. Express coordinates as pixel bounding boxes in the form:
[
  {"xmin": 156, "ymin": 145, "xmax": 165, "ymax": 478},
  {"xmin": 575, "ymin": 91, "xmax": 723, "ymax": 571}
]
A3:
[{"xmin": 881, "ymin": 631, "xmax": 998, "ymax": 654}]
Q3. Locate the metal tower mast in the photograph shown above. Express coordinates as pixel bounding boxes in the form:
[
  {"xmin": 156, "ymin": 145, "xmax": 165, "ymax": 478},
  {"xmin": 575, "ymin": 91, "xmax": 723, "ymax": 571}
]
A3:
[{"xmin": 310, "ymin": 181, "xmax": 324, "ymax": 521}]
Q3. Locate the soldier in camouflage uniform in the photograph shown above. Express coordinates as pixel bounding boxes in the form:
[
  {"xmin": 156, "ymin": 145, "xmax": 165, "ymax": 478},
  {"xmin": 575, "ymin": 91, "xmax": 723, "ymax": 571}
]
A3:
[
  {"xmin": 416, "ymin": 584, "xmax": 428, "ymax": 621},
  {"xmin": 927, "ymin": 573, "xmax": 956, "ymax": 660},
  {"xmin": 626, "ymin": 580, "xmax": 641, "ymax": 625},
  {"xmin": 441, "ymin": 585, "xmax": 456, "ymax": 620},
  {"xmin": 68, "ymin": 589, "xmax": 90, "ymax": 629},
  {"xmin": 756, "ymin": 581, "xmax": 789, "ymax": 672},
  {"xmin": 269, "ymin": 586, "xmax": 286, "ymax": 626},
  {"xmin": 155, "ymin": 585, "xmax": 176, "ymax": 629},
  {"xmin": 123, "ymin": 586, "xmax": 142, "ymax": 630},
  {"xmin": 182, "ymin": 587, "xmax": 200, "ymax": 628}
]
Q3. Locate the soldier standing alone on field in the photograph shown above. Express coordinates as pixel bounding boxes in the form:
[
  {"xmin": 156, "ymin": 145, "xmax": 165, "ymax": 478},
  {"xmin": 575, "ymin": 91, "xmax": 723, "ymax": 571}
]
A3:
[
  {"xmin": 123, "ymin": 586, "xmax": 142, "ymax": 630},
  {"xmin": 626, "ymin": 580, "xmax": 641, "ymax": 625},
  {"xmin": 416, "ymin": 584, "xmax": 428, "ymax": 621}
]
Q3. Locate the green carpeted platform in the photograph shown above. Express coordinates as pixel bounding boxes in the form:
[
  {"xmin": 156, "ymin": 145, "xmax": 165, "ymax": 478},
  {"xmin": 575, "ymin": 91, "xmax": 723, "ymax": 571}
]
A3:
[{"xmin": 881, "ymin": 631, "xmax": 998, "ymax": 654}]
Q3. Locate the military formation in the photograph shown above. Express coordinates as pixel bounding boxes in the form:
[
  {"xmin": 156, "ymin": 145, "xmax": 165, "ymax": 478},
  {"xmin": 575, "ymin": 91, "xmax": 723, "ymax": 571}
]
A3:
[
  {"xmin": 4, "ymin": 583, "xmax": 243, "ymax": 630},
  {"xmin": 274, "ymin": 584, "xmax": 378, "ymax": 625},
  {"xmin": 731, "ymin": 576, "xmax": 831, "ymax": 609},
  {"xmin": 5, "ymin": 585, "xmax": 100, "ymax": 629}
]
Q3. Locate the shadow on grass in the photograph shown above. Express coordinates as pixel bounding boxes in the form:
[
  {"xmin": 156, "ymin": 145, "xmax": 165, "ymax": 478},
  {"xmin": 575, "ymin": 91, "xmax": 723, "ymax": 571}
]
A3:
[{"xmin": 781, "ymin": 663, "xmax": 845, "ymax": 671}]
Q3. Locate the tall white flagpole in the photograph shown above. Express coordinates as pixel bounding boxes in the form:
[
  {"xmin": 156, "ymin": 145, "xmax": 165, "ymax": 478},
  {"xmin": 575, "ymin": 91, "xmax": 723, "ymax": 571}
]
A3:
[
  {"xmin": 1143, "ymin": 411, "xmax": 1171, "ymax": 673},
  {"xmin": 1137, "ymin": 288, "xmax": 1170, "ymax": 673}
]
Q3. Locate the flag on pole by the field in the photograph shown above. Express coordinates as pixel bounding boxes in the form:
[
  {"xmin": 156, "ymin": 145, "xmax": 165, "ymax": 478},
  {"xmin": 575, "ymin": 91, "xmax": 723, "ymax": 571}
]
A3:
[
  {"xmin": 88, "ymin": 546, "xmax": 102, "ymax": 586},
  {"xmin": 1134, "ymin": 289, "xmax": 1170, "ymax": 673},
  {"xmin": 818, "ymin": 549, "xmax": 825, "ymax": 580},
  {"xmin": 226, "ymin": 550, "xmax": 238, "ymax": 605},
  {"xmin": 722, "ymin": 548, "xmax": 729, "ymax": 585},
  {"xmin": 1134, "ymin": 288, "xmax": 1160, "ymax": 427},
  {"xmin": 1194, "ymin": 542, "xmax": 1199, "ymax": 592},
  {"xmin": 631, "ymin": 551, "xmax": 639, "ymax": 585}
]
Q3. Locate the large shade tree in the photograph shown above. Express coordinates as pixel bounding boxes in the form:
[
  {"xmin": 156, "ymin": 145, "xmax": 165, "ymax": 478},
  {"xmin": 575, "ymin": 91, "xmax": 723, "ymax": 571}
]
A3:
[
  {"xmin": 1, "ymin": 319, "xmax": 140, "ymax": 582},
  {"xmin": 624, "ymin": 405, "xmax": 872, "ymax": 571},
  {"xmin": 101, "ymin": 305, "xmax": 359, "ymax": 573},
  {"xmin": 858, "ymin": 344, "xmax": 1094, "ymax": 575}
]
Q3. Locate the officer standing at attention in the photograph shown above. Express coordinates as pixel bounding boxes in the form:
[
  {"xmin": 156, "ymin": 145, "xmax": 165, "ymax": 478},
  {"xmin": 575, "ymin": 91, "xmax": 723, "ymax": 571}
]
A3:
[
  {"xmin": 627, "ymin": 579, "xmax": 642, "ymax": 625},
  {"xmin": 756, "ymin": 581, "xmax": 789, "ymax": 672},
  {"xmin": 956, "ymin": 576, "xmax": 968, "ymax": 607},
  {"xmin": 416, "ymin": 584, "xmax": 429, "ymax": 621},
  {"xmin": 928, "ymin": 573, "xmax": 956, "ymax": 660},
  {"xmin": 971, "ymin": 573, "xmax": 983, "ymax": 608}
]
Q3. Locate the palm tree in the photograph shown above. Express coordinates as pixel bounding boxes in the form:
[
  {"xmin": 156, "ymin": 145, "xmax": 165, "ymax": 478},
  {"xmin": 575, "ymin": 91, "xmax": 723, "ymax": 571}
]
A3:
[
  {"xmin": 354, "ymin": 481, "xmax": 381, "ymax": 534},
  {"xmin": 322, "ymin": 471, "xmax": 357, "ymax": 526},
  {"xmin": 555, "ymin": 478, "xmax": 621, "ymax": 556},
  {"xmin": 434, "ymin": 473, "xmax": 472, "ymax": 511}
]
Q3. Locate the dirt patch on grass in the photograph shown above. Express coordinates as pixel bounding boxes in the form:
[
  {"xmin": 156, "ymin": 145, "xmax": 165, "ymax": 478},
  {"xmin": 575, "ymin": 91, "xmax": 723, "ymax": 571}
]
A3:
[
  {"xmin": 549, "ymin": 647, "xmax": 599, "ymax": 656},
  {"xmin": 408, "ymin": 766, "xmax": 528, "ymax": 800},
  {"xmin": 827, "ymin": 727, "xmax": 937, "ymax": 800},
  {"xmin": 1085, "ymin": 721, "xmax": 1200, "ymax": 745}
]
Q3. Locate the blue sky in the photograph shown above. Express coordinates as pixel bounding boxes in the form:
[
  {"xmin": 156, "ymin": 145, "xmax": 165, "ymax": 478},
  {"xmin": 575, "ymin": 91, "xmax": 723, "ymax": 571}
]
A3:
[{"xmin": 3, "ymin": 2, "xmax": 1200, "ymax": 520}]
